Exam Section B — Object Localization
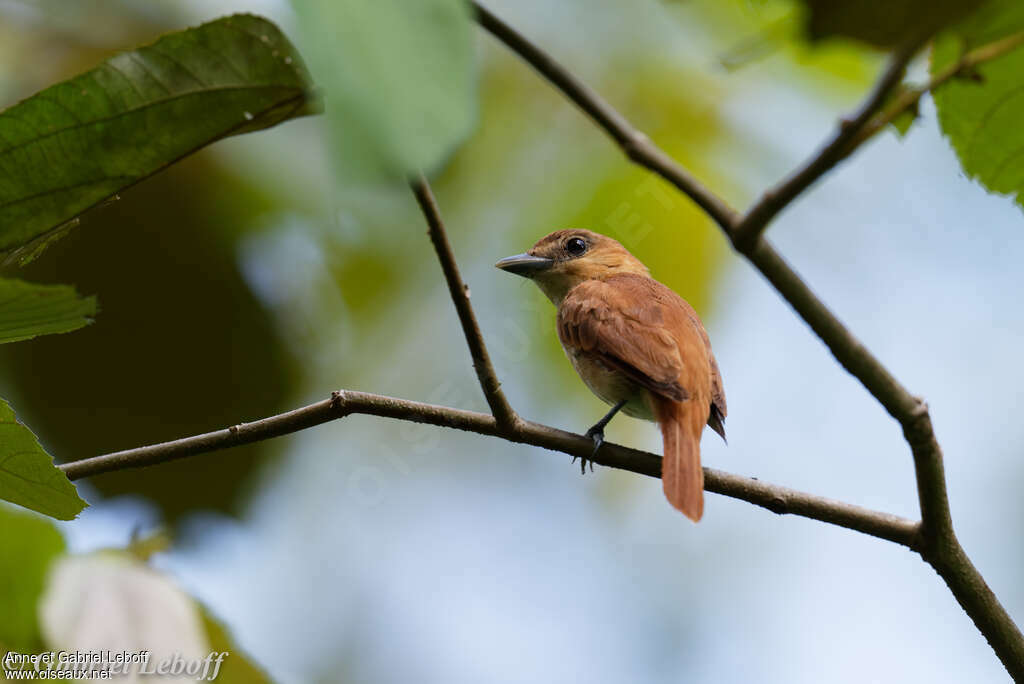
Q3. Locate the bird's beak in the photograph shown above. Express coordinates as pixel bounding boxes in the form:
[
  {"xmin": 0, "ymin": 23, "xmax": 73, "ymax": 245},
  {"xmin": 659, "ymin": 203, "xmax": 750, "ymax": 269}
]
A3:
[{"xmin": 495, "ymin": 253, "xmax": 554, "ymax": 278}]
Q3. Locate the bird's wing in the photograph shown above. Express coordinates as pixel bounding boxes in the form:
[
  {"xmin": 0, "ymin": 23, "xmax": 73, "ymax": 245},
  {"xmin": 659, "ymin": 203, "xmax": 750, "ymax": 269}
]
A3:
[
  {"xmin": 557, "ymin": 275, "xmax": 708, "ymax": 404},
  {"xmin": 707, "ymin": 354, "xmax": 727, "ymax": 439},
  {"xmin": 684, "ymin": 306, "xmax": 727, "ymax": 439},
  {"xmin": 663, "ymin": 281, "xmax": 727, "ymax": 439}
]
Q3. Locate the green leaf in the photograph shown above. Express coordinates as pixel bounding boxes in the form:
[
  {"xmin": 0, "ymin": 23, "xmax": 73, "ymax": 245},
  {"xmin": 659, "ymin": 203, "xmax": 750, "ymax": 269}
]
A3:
[
  {"xmin": 0, "ymin": 278, "xmax": 96, "ymax": 344},
  {"xmin": 935, "ymin": 0, "xmax": 1024, "ymax": 47},
  {"xmin": 0, "ymin": 398, "xmax": 87, "ymax": 520},
  {"xmin": 0, "ymin": 504, "xmax": 66, "ymax": 652},
  {"xmin": 884, "ymin": 84, "xmax": 919, "ymax": 138},
  {"xmin": 889, "ymin": 108, "xmax": 917, "ymax": 136},
  {"xmin": 199, "ymin": 606, "xmax": 273, "ymax": 683},
  {"xmin": 0, "ymin": 14, "xmax": 315, "ymax": 256},
  {"xmin": 801, "ymin": 0, "xmax": 985, "ymax": 48},
  {"xmin": 292, "ymin": 0, "xmax": 476, "ymax": 183},
  {"xmin": 932, "ymin": 2, "xmax": 1024, "ymax": 209}
]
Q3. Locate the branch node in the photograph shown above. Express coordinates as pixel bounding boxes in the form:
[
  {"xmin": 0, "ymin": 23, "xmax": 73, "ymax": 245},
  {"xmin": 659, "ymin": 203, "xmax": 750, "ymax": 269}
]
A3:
[
  {"xmin": 622, "ymin": 131, "xmax": 651, "ymax": 160},
  {"xmin": 733, "ymin": 37, "xmax": 925, "ymax": 245},
  {"xmin": 910, "ymin": 397, "xmax": 929, "ymax": 418},
  {"xmin": 330, "ymin": 390, "xmax": 346, "ymax": 410},
  {"xmin": 410, "ymin": 174, "xmax": 519, "ymax": 428},
  {"xmin": 502, "ymin": 413, "xmax": 526, "ymax": 436}
]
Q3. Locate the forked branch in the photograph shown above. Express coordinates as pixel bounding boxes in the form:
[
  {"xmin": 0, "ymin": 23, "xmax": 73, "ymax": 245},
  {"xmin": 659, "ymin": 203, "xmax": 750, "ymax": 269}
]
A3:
[
  {"xmin": 848, "ymin": 29, "xmax": 1024, "ymax": 152},
  {"xmin": 410, "ymin": 174, "xmax": 519, "ymax": 429},
  {"xmin": 472, "ymin": 2, "xmax": 1024, "ymax": 677},
  {"xmin": 733, "ymin": 36, "xmax": 925, "ymax": 248}
]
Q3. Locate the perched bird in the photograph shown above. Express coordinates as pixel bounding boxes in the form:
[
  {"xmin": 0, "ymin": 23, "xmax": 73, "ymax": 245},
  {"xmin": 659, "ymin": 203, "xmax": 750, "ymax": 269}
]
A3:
[{"xmin": 496, "ymin": 229, "xmax": 726, "ymax": 521}]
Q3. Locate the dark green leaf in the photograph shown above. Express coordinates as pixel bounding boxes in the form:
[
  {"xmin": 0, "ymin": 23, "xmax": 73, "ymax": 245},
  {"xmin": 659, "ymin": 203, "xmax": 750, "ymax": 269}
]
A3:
[
  {"xmin": 0, "ymin": 504, "xmax": 66, "ymax": 652},
  {"xmin": 0, "ymin": 398, "xmax": 87, "ymax": 520},
  {"xmin": 0, "ymin": 278, "xmax": 96, "ymax": 344},
  {"xmin": 3, "ymin": 162, "xmax": 298, "ymax": 521},
  {"xmin": 935, "ymin": 0, "xmax": 1024, "ymax": 47},
  {"xmin": 292, "ymin": 0, "xmax": 476, "ymax": 183},
  {"xmin": 801, "ymin": 0, "xmax": 985, "ymax": 48},
  {"xmin": 932, "ymin": 2, "xmax": 1024, "ymax": 210},
  {"xmin": 0, "ymin": 14, "xmax": 315, "ymax": 255}
]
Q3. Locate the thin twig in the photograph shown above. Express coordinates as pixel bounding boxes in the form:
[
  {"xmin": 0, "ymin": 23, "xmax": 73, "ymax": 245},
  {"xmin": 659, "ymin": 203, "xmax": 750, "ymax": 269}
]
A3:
[
  {"xmin": 732, "ymin": 36, "xmax": 927, "ymax": 248},
  {"xmin": 59, "ymin": 388, "xmax": 921, "ymax": 548},
  {"xmin": 410, "ymin": 174, "xmax": 519, "ymax": 429},
  {"xmin": 849, "ymin": 30, "xmax": 1024, "ymax": 152},
  {"xmin": 472, "ymin": 3, "xmax": 1024, "ymax": 677}
]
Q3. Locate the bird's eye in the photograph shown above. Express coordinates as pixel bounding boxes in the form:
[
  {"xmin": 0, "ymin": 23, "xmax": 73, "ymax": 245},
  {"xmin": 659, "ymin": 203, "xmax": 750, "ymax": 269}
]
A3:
[{"xmin": 565, "ymin": 237, "xmax": 587, "ymax": 256}]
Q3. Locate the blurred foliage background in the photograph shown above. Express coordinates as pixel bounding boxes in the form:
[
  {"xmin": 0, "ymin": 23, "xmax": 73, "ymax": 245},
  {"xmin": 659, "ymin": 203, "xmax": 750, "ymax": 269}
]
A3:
[{"xmin": 1, "ymin": 0, "xmax": 1023, "ymax": 682}]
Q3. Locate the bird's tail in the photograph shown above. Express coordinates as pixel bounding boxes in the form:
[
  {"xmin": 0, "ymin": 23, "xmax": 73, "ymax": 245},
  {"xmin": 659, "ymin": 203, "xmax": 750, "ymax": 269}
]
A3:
[{"xmin": 654, "ymin": 398, "xmax": 704, "ymax": 522}]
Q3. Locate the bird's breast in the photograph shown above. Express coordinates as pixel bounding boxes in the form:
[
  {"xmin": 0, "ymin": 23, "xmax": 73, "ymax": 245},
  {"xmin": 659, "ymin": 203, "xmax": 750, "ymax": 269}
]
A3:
[{"xmin": 564, "ymin": 346, "xmax": 656, "ymax": 421}]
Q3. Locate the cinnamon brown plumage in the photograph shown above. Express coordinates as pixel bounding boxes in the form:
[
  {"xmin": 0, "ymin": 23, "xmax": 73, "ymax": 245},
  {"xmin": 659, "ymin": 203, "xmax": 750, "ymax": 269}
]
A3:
[{"xmin": 496, "ymin": 229, "xmax": 726, "ymax": 521}]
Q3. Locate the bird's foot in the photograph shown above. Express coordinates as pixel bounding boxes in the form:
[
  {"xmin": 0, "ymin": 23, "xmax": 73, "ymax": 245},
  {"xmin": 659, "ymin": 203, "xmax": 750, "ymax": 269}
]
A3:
[
  {"xmin": 572, "ymin": 426, "xmax": 604, "ymax": 474},
  {"xmin": 574, "ymin": 399, "xmax": 626, "ymax": 473}
]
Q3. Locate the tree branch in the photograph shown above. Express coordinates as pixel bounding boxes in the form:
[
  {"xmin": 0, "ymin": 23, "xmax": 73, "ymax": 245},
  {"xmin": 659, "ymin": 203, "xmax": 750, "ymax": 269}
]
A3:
[
  {"xmin": 58, "ymin": 388, "xmax": 921, "ymax": 548},
  {"xmin": 733, "ymin": 36, "xmax": 925, "ymax": 248},
  {"xmin": 472, "ymin": 4, "xmax": 1024, "ymax": 677},
  {"xmin": 848, "ymin": 30, "xmax": 1024, "ymax": 152},
  {"xmin": 410, "ymin": 174, "xmax": 519, "ymax": 429}
]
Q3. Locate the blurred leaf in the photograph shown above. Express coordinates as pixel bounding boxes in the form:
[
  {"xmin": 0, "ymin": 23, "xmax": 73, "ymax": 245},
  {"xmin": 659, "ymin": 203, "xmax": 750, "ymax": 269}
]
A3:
[
  {"xmin": 0, "ymin": 278, "xmax": 95, "ymax": 344},
  {"xmin": 932, "ymin": 2, "xmax": 1024, "ymax": 210},
  {"xmin": 2, "ymin": 157, "xmax": 297, "ymax": 521},
  {"xmin": 127, "ymin": 527, "xmax": 172, "ymax": 561},
  {"xmin": 199, "ymin": 606, "xmax": 273, "ymax": 683},
  {"xmin": 801, "ymin": 0, "xmax": 985, "ymax": 47},
  {"xmin": 0, "ymin": 398, "xmax": 86, "ymax": 520},
  {"xmin": 38, "ymin": 551, "xmax": 269, "ymax": 681},
  {"xmin": 40, "ymin": 553, "xmax": 210, "ymax": 665},
  {"xmin": 935, "ymin": 0, "xmax": 1024, "ymax": 46},
  {"xmin": 292, "ymin": 0, "xmax": 476, "ymax": 183},
  {"xmin": 0, "ymin": 13, "xmax": 315, "ymax": 257},
  {"xmin": 717, "ymin": 15, "xmax": 796, "ymax": 71},
  {"xmin": 0, "ymin": 504, "xmax": 65, "ymax": 651}
]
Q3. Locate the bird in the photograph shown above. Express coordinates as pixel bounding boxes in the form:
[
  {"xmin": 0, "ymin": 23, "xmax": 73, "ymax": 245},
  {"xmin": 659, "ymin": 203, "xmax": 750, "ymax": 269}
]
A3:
[{"xmin": 496, "ymin": 229, "xmax": 726, "ymax": 521}]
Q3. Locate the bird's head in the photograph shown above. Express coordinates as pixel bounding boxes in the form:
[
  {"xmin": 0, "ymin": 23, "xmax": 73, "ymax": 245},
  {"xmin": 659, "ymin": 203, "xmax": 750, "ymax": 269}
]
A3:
[{"xmin": 496, "ymin": 229, "xmax": 649, "ymax": 305}]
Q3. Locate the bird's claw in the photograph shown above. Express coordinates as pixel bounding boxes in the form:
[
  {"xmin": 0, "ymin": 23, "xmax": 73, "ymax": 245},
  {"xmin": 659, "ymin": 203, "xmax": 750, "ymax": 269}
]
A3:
[
  {"xmin": 570, "ymin": 455, "xmax": 594, "ymax": 474},
  {"xmin": 575, "ymin": 399, "xmax": 625, "ymax": 474},
  {"xmin": 573, "ymin": 426, "xmax": 603, "ymax": 474}
]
